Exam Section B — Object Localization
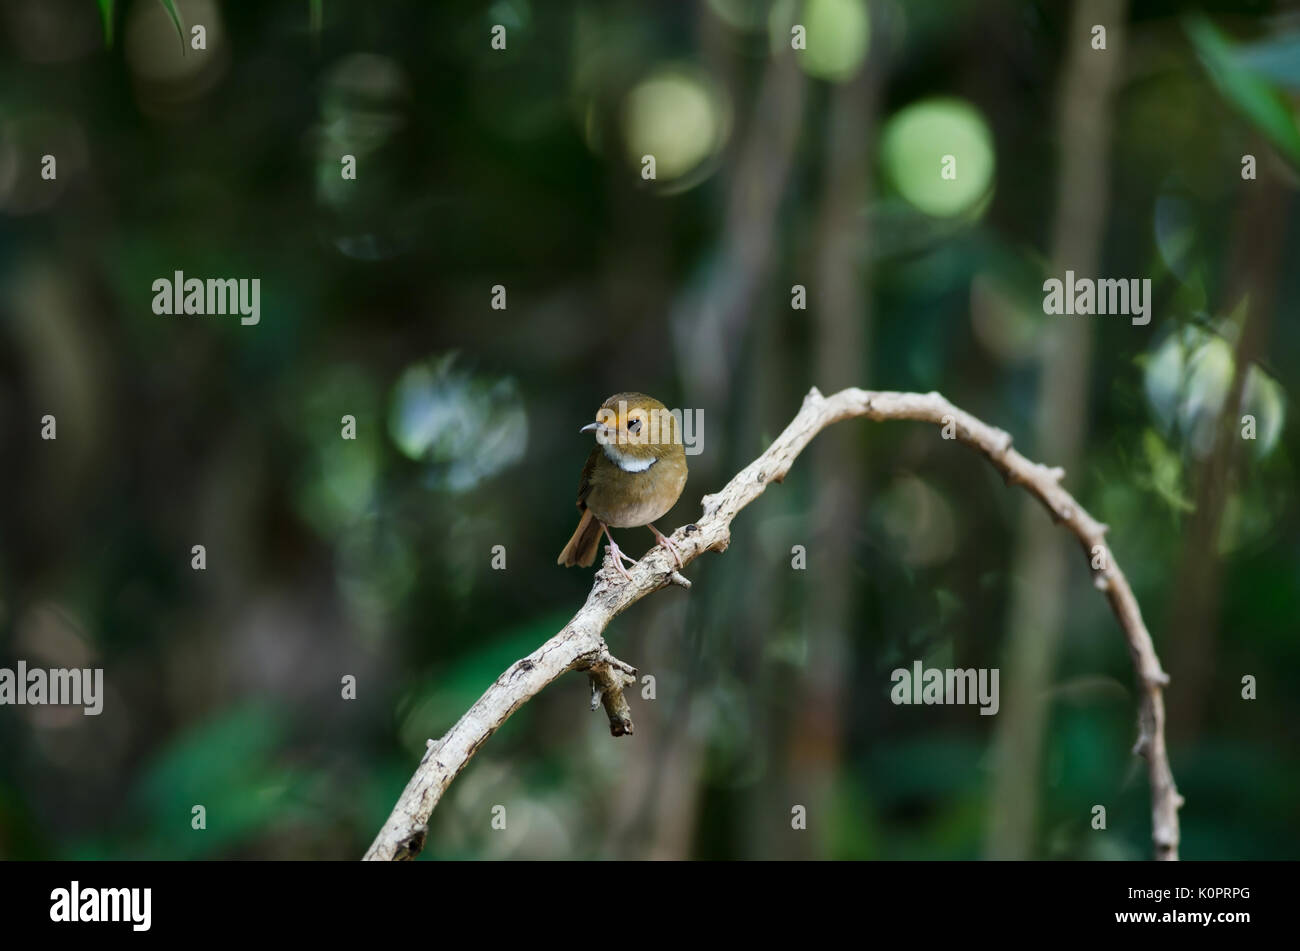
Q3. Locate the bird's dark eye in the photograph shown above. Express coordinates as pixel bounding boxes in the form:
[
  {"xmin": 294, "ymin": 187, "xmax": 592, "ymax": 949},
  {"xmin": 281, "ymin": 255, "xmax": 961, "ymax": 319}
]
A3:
[{"xmin": 628, "ymin": 418, "xmax": 642, "ymax": 434}]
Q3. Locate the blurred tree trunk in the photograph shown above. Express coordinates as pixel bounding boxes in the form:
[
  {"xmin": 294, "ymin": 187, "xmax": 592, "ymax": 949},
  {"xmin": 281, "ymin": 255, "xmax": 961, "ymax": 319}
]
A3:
[
  {"xmin": 987, "ymin": 0, "xmax": 1127, "ymax": 859},
  {"xmin": 735, "ymin": 313, "xmax": 803, "ymax": 858},
  {"xmin": 673, "ymin": 14, "xmax": 809, "ymax": 414},
  {"xmin": 1166, "ymin": 166, "xmax": 1284, "ymax": 740},
  {"xmin": 780, "ymin": 21, "xmax": 883, "ymax": 860}
]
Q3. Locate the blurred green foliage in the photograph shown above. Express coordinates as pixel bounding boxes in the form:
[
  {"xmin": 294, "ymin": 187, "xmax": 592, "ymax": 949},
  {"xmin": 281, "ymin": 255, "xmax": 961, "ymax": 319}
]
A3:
[{"xmin": 0, "ymin": 0, "xmax": 1297, "ymax": 861}]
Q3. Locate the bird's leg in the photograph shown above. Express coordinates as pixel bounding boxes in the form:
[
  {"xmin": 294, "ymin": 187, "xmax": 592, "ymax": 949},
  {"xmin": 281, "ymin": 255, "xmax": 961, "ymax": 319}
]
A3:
[
  {"xmin": 648, "ymin": 522, "xmax": 683, "ymax": 569},
  {"xmin": 601, "ymin": 522, "xmax": 637, "ymax": 581}
]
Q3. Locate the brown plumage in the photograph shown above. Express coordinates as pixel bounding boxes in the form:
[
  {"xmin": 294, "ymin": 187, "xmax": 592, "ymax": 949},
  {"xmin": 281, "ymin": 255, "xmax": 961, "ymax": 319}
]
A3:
[
  {"xmin": 558, "ymin": 393, "xmax": 689, "ymax": 579},
  {"xmin": 557, "ymin": 504, "xmax": 603, "ymax": 567}
]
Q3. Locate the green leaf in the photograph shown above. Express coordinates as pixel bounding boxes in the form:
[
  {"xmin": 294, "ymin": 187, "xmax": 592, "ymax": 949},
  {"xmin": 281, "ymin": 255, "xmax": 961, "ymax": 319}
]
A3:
[
  {"xmin": 157, "ymin": 0, "xmax": 185, "ymax": 51},
  {"xmin": 97, "ymin": 0, "xmax": 113, "ymax": 48},
  {"xmin": 396, "ymin": 611, "xmax": 573, "ymax": 756},
  {"xmin": 1235, "ymin": 33, "xmax": 1300, "ymax": 90},
  {"xmin": 132, "ymin": 702, "xmax": 304, "ymax": 858},
  {"xmin": 1140, "ymin": 428, "xmax": 1195, "ymax": 514},
  {"xmin": 1185, "ymin": 14, "xmax": 1300, "ymax": 167}
]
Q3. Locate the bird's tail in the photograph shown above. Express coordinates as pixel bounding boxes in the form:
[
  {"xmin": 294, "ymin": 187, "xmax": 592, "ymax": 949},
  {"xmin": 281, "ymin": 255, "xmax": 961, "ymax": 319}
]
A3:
[{"xmin": 557, "ymin": 508, "xmax": 603, "ymax": 567}]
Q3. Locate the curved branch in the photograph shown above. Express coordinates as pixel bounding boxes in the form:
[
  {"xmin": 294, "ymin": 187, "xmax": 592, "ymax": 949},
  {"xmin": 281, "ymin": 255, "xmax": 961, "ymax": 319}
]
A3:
[{"xmin": 363, "ymin": 386, "xmax": 1182, "ymax": 861}]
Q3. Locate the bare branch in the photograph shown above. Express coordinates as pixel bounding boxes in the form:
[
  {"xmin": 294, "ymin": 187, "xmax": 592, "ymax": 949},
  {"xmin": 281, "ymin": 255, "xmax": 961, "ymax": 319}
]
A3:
[{"xmin": 363, "ymin": 387, "xmax": 1182, "ymax": 861}]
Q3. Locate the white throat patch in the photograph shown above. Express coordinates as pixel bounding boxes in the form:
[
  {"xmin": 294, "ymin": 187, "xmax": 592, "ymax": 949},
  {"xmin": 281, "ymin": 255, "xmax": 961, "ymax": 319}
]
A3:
[{"xmin": 602, "ymin": 442, "xmax": 657, "ymax": 473}]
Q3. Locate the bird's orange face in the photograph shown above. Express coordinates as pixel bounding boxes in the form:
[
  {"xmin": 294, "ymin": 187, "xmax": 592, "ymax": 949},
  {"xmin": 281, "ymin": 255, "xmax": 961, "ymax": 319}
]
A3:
[{"xmin": 581, "ymin": 393, "xmax": 682, "ymax": 463}]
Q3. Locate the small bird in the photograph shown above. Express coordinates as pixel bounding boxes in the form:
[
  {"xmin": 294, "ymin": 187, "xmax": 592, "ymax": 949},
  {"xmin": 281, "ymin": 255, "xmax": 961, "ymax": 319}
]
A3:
[{"xmin": 557, "ymin": 392, "xmax": 689, "ymax": 581}]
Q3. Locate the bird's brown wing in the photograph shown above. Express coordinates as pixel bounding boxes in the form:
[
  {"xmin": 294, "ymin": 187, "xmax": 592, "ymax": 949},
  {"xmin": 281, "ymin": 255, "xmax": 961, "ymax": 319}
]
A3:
[
  {"xmin": 560, "ymin": 447, "xmax": 604, "ymax": 567},
  {"xmin": 576, "ymin": 446, "xmax": 600, "ymax": 510}
]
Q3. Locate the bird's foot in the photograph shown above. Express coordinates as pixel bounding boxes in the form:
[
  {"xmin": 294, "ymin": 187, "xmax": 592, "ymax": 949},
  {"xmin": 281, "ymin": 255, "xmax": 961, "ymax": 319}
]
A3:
[
  {"xmin": 648, "ymin": 522, "xmax": 683, "ymax": 569},
  {"xmin": 605, "ymin": 543, "xmax": 637, "ymax": 581},
  {"xmin": 601, "ymin": 525, "xmax": 638, "ymax": 582}
]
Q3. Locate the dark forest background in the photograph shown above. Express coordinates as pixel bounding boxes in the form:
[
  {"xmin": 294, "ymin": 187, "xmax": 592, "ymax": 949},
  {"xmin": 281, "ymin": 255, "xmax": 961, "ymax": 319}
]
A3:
[{"xmin": 0, "ymin": 0, "xmax": 1297, "ymax": 859}]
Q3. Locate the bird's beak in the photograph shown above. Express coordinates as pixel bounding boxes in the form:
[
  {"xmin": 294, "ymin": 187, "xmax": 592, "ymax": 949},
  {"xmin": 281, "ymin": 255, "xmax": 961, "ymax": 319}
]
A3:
[{"xmin": 579, "ymin": 422, "xmax": 602, "ymax": 434}]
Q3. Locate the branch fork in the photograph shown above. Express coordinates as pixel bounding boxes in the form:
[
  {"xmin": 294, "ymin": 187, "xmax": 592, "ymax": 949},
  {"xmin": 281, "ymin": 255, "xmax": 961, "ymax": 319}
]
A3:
[{"xmin": 583, "ymin": 649, "xmax": 638, "ymax": 737}]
